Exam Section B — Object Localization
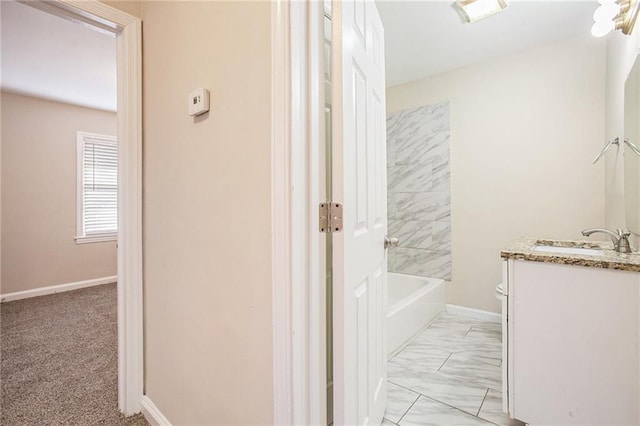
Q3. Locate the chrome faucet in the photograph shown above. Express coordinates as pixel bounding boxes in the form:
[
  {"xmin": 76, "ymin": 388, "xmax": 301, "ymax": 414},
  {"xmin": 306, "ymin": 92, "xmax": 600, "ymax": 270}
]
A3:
[{"xmin": 581, "ymin": 228, "xmax": 633, "ymax": 253}]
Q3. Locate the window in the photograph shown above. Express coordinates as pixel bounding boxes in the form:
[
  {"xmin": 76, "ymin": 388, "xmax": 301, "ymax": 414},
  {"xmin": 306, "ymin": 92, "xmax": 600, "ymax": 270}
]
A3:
[{"xmin": 76, "ymin": 131, "xmax": 117, "ymax": 244}]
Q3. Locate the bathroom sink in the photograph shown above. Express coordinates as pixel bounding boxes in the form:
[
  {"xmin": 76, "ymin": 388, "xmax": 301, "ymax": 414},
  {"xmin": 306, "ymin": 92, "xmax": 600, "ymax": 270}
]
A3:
[{"xmin": 531, "ymin": 244, "xmax": 604, "ymax": 257}]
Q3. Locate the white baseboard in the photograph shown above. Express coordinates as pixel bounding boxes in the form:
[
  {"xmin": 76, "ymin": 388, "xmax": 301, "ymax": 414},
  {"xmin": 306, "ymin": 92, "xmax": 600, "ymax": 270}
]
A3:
[
  {"xmin": 0, "ymin": 276, "xmax": 117, "ymax": 303},
  {"xmin": 446, "ymin": 304, "xmax": 501, "ymax": 323},
  {"xmin": 141, "ymin": 396, "xmax": 171, "ymax": 426}
]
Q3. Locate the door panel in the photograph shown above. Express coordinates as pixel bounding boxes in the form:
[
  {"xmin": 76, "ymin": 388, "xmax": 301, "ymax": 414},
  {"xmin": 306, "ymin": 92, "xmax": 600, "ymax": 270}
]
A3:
[{"xmin": 332, "ymin": 0, "xmax": 387, "ymax": 424}]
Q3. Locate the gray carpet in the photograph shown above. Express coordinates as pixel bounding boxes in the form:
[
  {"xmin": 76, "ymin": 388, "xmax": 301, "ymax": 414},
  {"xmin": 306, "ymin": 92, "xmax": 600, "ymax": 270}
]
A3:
[{"xmin": 1, "ymin": 283, "xmax": 148, "ymax": 425}]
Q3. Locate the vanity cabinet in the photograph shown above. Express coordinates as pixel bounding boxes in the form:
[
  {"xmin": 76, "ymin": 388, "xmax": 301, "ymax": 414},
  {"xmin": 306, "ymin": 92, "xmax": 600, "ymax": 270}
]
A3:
[{"xmin": 501, "ymin": 246, "xmax": 640, "ymax": 425}]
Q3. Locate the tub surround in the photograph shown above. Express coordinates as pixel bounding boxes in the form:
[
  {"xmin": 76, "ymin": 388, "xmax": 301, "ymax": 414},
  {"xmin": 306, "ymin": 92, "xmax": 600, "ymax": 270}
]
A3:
[
  {"xmin": 387, "ymin": 102, "xmax": 451, "ymax": 280},
  {"xmin": 500, "ymin": 236, "xmax": 640, "ymax": 272}
]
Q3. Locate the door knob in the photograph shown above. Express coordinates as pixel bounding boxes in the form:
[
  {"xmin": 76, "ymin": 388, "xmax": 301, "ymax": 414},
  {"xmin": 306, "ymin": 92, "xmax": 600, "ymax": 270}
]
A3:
[{"xmin": 384, "ymin": 236, "xmax": 400, "ymax": 249}]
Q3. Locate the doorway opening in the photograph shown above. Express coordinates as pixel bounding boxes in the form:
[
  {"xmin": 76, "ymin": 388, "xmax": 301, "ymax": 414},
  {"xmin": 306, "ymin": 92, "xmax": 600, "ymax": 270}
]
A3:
[{"xmin": 2, "ymin": 1, "xmax": 143, "ymax": 415}]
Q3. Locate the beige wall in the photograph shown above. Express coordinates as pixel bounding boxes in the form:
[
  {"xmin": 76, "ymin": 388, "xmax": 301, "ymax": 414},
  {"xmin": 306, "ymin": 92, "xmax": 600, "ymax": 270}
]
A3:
[
  {"xmin": 139, "ymin": 2, "xmax": 274, "ymax": 424},
  {"xmin": 1, "ymin": 92, "xmax": 117, "ymax": 294},
  {"xmin": 387, "ymin": 35, "xmax": 607, "ymax": 313}
]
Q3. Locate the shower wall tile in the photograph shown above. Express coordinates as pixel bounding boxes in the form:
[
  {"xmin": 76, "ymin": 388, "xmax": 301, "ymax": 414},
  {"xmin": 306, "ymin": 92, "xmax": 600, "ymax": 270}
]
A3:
[
  {"xmin": 394, "ymin": 131, "xmax": 450, "ymax": 166},
  {"xmin": 432, "ymin": 161, "xmax": 451, "ymax": 192},
  {"xmin": 388, "ymin": 164, "xmax": 433, "ymax": 193},
  {"xmin": 388, "ymin": 220, "xmax": 451, "ymax": 252},
  {"xmin": 389, "ymin": 248, "xmax": 451, "ymax": 280},
  {"xmin": 387, "ymin": 101, "xmax": 451, "ymax": 279},
  {"xmin": 388, "ymin": 220, "xmax": 433, "ymax": 249},
  {"xmin": 388, "ymin": 192, "xmax": 450, "ymax": 222}
]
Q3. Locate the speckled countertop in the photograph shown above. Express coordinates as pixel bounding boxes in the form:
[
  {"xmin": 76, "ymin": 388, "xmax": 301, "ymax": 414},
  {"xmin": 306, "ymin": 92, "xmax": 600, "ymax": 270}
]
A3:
[{"xmin": 500, "ymin": 237, "xmax": 640, "ymax": 272}]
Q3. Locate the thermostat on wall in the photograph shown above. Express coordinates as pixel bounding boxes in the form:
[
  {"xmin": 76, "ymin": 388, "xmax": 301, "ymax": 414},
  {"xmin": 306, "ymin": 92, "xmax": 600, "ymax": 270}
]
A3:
[{"xmin": 188, "ymin": 88, "xmax": 210, "ymax": 116}]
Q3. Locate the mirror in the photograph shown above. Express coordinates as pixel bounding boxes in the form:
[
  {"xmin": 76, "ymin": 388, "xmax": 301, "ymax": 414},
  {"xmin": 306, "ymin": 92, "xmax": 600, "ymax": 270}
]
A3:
[{"xmin": 624, "ymin": 56, "xmax": 640, "ymax": 237}]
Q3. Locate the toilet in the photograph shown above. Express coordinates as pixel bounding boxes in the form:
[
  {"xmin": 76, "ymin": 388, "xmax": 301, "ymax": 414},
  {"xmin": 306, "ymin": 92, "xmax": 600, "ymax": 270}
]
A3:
[
  {"xmin": 496, "ymin": 283, "xmax": 504, "ymax": 342},
  {"xmin": 495, "ymin": 282, "xmax": 504, "ymax": 302}
]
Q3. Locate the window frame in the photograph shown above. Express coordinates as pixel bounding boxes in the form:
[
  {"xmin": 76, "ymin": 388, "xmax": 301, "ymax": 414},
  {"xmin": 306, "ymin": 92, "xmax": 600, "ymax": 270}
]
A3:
[{"xmin": 76, "ymin": 131, "xmax": 118, "ymax": 244}]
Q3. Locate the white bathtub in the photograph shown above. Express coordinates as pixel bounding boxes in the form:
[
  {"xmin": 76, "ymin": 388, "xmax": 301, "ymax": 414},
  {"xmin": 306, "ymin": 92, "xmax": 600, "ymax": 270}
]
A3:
[{"xmin": 387, "ymin": 272, "xmax": 445, "ymax": 359}]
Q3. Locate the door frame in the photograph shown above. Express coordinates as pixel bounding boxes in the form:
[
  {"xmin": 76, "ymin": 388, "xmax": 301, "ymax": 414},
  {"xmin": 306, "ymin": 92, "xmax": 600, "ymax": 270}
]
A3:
[
  {"xmin": 18, "ymin": 0, "xmax": 144, "ymax": 416},
  {"xmin": 271, "ymin": 0, "xmax": 327, "ymax": 424}
]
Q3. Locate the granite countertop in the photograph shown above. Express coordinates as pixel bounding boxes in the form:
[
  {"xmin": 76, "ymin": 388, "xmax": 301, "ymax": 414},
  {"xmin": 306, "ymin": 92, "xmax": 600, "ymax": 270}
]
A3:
[{"xmin": 500, "ymin": 237, "xmax": 640, "ymax": 272}]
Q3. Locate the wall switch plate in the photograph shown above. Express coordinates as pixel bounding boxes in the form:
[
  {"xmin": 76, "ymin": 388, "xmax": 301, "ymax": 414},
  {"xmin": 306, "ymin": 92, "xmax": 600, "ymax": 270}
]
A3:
[{"xmin": 188, "ymin": 88, "xmax": 210, "ymax": 116}]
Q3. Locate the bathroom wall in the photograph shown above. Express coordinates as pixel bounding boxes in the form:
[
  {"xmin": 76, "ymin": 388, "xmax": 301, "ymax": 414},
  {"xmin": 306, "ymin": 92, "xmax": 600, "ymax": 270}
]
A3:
[
  {"xmin": 387, "ymin": 35, "xmax": 607, "ymax": 313},
  {"xmin": 1, "ymin": 92, "xmax": 117, "ymax": 295},
  {"xmin": 387, "ymin": 102, "xmax": 451, "ymax": 280}
]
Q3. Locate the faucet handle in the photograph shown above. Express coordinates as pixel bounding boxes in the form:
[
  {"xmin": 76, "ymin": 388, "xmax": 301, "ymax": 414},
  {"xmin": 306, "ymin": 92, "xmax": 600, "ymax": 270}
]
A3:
[
  {"xmin": 617, "ymin": 229, "xmax": 631, "ymax": 237},
  {"xmin": 616, "ymin": 229, "xmax": 633, "ymax": 253}
]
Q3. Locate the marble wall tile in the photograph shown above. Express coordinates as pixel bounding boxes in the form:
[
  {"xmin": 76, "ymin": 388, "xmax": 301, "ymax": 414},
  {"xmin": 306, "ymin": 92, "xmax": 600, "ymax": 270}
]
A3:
[
  {"xmin": 431, "ymin": 161, "xmax": 450, "ymax": 192},
  {"xmin": 388, "ymin": 192, "xmax": 450, "ymax": 222},
  {"xmin": 389, "ymin": 248, "xmax": 451, "ymax": 280},
  {"xmin": 388, "ymin": 220, "xmax": 432, "ymax": 249},
  {"xmin": 388, "ymin": 164, "xmax": 433, "ymax": 193},
  {"xmin": 394, "ymin": 131, "xmax": 450, "ymax": 166},
  {"xmin": 387, "ymin": 102, "xmax": 451, "ymax": 279}
]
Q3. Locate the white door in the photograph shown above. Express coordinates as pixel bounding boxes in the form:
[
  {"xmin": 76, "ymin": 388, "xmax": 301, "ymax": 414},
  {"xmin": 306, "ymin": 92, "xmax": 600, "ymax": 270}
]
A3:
[{"xmin": 332, "ymin": 0, "xmax": 387, "ymax": 424}]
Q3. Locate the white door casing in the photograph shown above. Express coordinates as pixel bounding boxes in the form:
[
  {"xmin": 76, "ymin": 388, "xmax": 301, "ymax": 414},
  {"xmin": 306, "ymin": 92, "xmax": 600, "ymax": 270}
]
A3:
[
  {"xmin": 332, "ymin": 0, "xmax": 387, "ymax": 424},
  {"xmin": 18, "ymin": 0, "xmax": 144, "ymax": 415}
]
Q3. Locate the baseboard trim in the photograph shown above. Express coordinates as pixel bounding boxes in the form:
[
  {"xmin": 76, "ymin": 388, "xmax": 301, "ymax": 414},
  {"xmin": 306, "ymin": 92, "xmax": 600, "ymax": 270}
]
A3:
[
  {"xmin": 446, "ymin": 304, "xmax": 501, "ymax": 323},
  {"xmin": 0, "ymin": 276, "xmax": 117, "ymax": 303},
  {"xmin": 141, "ymin": 396, "xmax": 171, "ymax": 426}
]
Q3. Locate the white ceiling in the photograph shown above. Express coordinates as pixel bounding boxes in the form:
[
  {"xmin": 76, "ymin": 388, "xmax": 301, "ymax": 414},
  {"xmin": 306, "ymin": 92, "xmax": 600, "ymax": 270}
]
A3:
[
  {"xmin": 0, "ymin": 1, "xmax": 599, "ymax": 106},
  {"xmin": 1, "ymin": 0, "xmax": 116, "ymax": 111},
  {"xmin": 378, "ymin": 0, "xmax": 598, "ymax": 87}
]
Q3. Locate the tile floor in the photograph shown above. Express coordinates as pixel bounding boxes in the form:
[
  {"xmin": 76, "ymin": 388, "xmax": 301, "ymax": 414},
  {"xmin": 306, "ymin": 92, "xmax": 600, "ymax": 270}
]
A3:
[{"xmin": 383, "ymin": 311, "xmax": 523, "ymax": 426}]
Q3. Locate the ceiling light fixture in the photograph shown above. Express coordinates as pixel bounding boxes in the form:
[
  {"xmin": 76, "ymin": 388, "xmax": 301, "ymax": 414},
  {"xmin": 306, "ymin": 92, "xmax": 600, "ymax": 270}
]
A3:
[
  {"xmin": 454, "ymin": 0, "xmax": 509, "ymax": 24},
  {"xmin": 591, "ymin": 0, "xmax": 640, "ymax": 37}
]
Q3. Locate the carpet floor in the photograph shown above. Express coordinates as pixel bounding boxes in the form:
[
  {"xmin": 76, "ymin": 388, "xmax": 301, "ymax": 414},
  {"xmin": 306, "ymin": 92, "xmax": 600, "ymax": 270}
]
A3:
[{"xmin": 1, "ymin": 283, "xmax": 148, "ymax": 425}]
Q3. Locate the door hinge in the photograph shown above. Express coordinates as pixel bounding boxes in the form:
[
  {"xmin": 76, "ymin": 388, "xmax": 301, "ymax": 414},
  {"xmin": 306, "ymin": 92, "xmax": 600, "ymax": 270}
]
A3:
[{"xmin": 319, "ymin": 202, "xmax": 343, "ymax": 233}]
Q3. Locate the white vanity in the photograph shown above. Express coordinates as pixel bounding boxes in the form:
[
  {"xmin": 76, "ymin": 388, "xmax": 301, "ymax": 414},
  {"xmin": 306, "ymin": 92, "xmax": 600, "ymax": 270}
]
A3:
[{"xmin": 500, "ymin": 238, "xmax": 640, "ymax": 425}]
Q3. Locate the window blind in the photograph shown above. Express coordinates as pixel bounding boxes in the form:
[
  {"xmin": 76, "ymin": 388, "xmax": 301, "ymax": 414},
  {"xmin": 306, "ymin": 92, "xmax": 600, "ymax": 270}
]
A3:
[{"xmin": 82, "ymin": 136, "xmax": 117, "ymax": 235}]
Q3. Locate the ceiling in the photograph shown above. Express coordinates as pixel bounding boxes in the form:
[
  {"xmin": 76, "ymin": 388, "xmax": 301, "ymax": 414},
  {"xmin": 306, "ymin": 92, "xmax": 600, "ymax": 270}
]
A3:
[
  {"xmin": 1, "ymin": 0, "xmax": 116, "ymax": 111},
  {"xmin": 377, "ymin": 0, "xmax": 598, "ymax": 87},
  {"xmin": 0, "ymin": 1, "xmax": 599, "ymax": 106}
]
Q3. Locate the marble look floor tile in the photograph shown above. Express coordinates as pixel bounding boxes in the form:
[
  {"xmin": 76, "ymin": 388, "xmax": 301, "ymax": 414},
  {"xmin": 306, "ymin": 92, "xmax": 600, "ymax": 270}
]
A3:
[
  {"xmin": 439, "ymin": 353, "xmax": 502, "ymax": 391},
  {"xmin": 454, "ymin": 349, "xmax": 502, "ymax": 367},
  {"xmin": 384, "ymin": 382, "xmax": 420, "ymax": 424},
  {"xmin": 399, "ymin": 396, "xmax": 493, "ymax": 426},
  {"xmin": 387, "ymin": 361, "xmax": 489, "ymax": 415},
  {"xmin": 466, "ymin": 327, "xmax": 502, "ymax": 344},
  {"xmin": 389, "ymin": 343, "xmax": 452, "ymax": 373},
  {"xmin": 478, "ymin": 390, "xmax": 524, "ymax": 426},
  {"xmin": 382, "ymin": 418, "xmax": 399, "ymax": 426}
]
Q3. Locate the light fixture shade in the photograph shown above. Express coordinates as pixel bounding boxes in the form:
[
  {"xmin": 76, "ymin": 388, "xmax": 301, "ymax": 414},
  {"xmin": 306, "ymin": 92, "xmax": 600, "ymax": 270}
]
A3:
[
  {"xmin": 593, "ymin": 2, "xmax": 621, "ymax": 22},
  {"xmin": 591, "ymin": 19, "xmax": 616, "ymax": 37},
  {"xmin": 455, "ymin": 0, "xmax": 509, "ymax": 23}
]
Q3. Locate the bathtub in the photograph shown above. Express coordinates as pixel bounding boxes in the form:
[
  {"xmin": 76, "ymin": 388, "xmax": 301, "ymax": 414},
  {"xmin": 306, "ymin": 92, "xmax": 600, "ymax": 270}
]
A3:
[{"xmin": 387, "ymin": 272, "xmax": 445, "ymax": 359}]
